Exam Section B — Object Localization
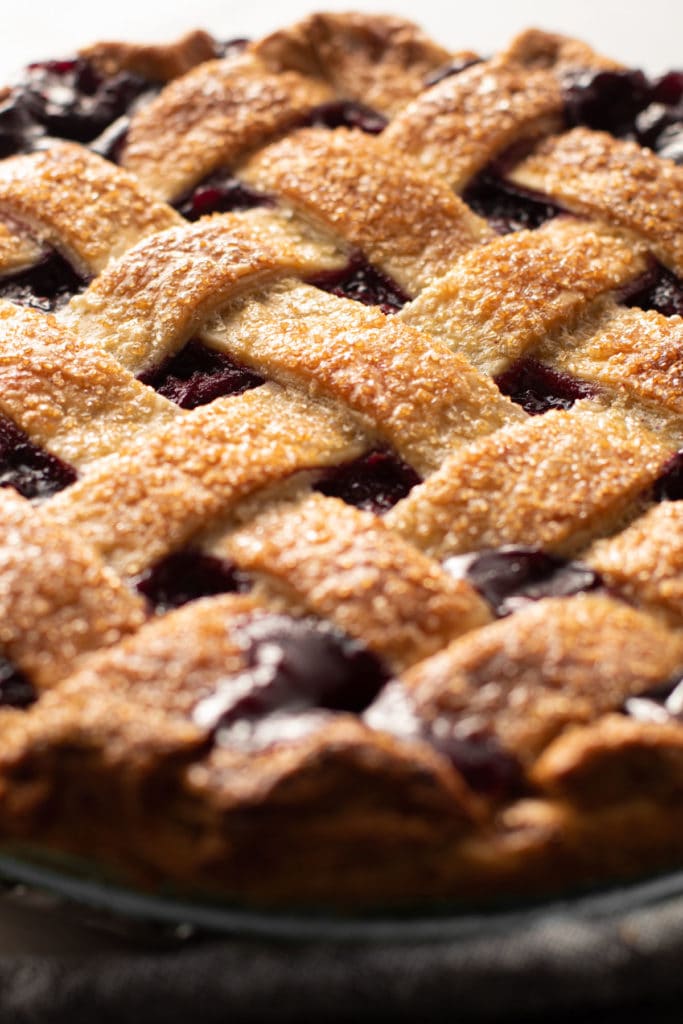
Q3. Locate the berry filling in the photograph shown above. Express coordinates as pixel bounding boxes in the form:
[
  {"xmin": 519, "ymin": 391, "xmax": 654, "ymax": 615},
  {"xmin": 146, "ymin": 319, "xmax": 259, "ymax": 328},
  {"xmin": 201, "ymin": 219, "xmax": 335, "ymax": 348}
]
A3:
[
  {"xmin": 623, "ymin": 262, "xmax": 683, "ymax": 318},
  {"xmin": 307, "ymin": 254, "xmax": 410, "ymax": 314},
  {"xmin": 0, "ymin": 250, "xmax": 87, "ymax": 311},
  {"xmin": 315, "ymin": 449, "xmax": 421, "ymax": 513},
  {"xmin": 0, "ymin": 413, "xmax": 77, "ymax": 499},
  {"xmin": 299, "ymin": 100, "xmax": 387, "ymax": 134},
  {"xmin": 136, "ymin": 549, "xmax": 249, "ymax": 612},
  {"xmin": 1, "ymin": 58, "xmax": 156, "ymax": 157},
  {"xmin": 175, "ymin": 172, "xmax": 272, "ymax": 220},
  {"xmin": 139, "ymin": 338, "xmax": 264, "ymax": 409},
  {"xmin": 462, "ymin": 174, "xmax": 562, "ymax": 235},
  {"xmin": 365, "ymin": 683, "xmax": 521, "ymax": 797},
  {"xmin": 563, "ymin": 69, "xmax": 651, "ymax": 138},
  {"xmin": 193, "ymin": 615, "xmax": 389, "ymax": 747},
  {"xmin": 0, "ymin": 656, "xmax": 37, "ymax": 709},
  {"xmin": 495, "ymin": 357, "xmax": 598, "ymax": 415},
  {"xmin": 624, "ymin": 676, "xmax": 683, "ymax": 724},
  {"xmin": 653, "ymin": 450, "xmax": 683, "ymax": 502},
  {"xmin": 444, "ymin": 546, "xmax": 602, "ymax": 617}
]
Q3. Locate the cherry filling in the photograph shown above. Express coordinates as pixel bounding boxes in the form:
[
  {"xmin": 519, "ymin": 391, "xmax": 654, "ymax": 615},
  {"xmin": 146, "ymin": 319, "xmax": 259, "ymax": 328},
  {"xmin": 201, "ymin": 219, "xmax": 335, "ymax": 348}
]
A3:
[
  {"xmin": 1, "ymin": 58, "xmax": 155, "ymax": 157},
  {"xmin": 307, "ymin": 254, "xmax": 410, "ymax": 314},
  {"xmin": 0, "ymin": 413, "xmax": 76, "ymax": 499},
  {"xmin": 653, "ymin": 451, "xmax": 683, "ymax": 502},
  {"xmin": 623, "ymin": 262, "xmax": 683, "ymax": 318},
  {"xmin": 444, "ymin": 546, "xmax": 602, "ymax": 617},
  {"xmin": 139, "ymin": 338, "xmax": 264, "ymax": 409},
  {"xmin": 623, "ymin": 675, "xmax": 683, "ymax": 724},
  {"xmin": 462, "ymin": 174, "xmax": 563, "ymax": 235},
  {"xmin": 495, "ymin": 357, "xmax": 598, "ymax": 415},
  {"xmin": 0, "ymin": 250, "xmax": 87, "ymax": 311},
  {"xmin": 365, "ymin": 683, "xmax": 521, "ymax": 798},
  {"xmin": 136, "ymin": 549, "xmax": 249, "ymax": 612},
  {"xmin": 175, "ymin": 172, "xmax": 272, "ymax": 221},
  {"xmin": 193, "ymin": 615, "xmax": 389, "ymax": 748},
  {"xmin": 315, "ymin": 449, "xmax": 421, "ymax": 513},
  {"xmin": 0, "ymin": 656, "xmax": 37, "ymax": 709},
  {"xmin": 299, "ymin": 100, "xmax": 388, "ymax": 134}
]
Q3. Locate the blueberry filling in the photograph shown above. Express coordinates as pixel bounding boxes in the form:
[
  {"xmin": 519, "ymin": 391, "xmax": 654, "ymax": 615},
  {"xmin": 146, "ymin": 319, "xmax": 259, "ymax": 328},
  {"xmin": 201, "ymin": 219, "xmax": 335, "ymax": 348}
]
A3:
[
  {"xmin": 307, "ymin": 254, "xmax": 410, "ymax": 313},
  {"xmin": 0, "ymin": 250, "xmax": 87, "ymax": 311},
  {"xmin": 462, "ymin": 174, "xmax": 562, "ymax": 235},
  {"xmin": 444, "ymin": 546, "xmax": 602, "ymax": 617},
  {"xmin": 365, "ymin": 683, "xmax": 521, "ymax": 797},
  {"xmin": 563, "ymin": 69, "xmax": 651, "ymax": 138},
  {"xmin": 0, "ymin": 656, "xmax": 37, "ymax": 709},
  {"xmin": 315, "ymin": 449, "xmax": 421, "ymax": 513},
  {"xmin": 193, "ymin": 615, "xmax": 389, "ymax": 746},
  {"xmin": 139, "ymin": 338, "xmax": 264, "ymax": 409},
  {"xmin": 175, "ymin": 172, "xmax": 272, "ymax": 221},
  {"xmin": 623, "ymin": 675, "xmax": 683, "ymax": 724},
  {"xmin": 653, "ymin": 451, "xmax": 683, "ymax": 502},
  {"xmin": 495, "ymin": 357, "xmax": 598, "ymax": 415},
  {"xmin": 623, "ymin": 262, "xmax": 683, "ymax": 318},
  {"xmin": 136, "ymin": 549, "xmax": 249, "ymax": 612},
  {"xmin": 0, "ymin": 413, "xmax": 77, "ymax": 499}
]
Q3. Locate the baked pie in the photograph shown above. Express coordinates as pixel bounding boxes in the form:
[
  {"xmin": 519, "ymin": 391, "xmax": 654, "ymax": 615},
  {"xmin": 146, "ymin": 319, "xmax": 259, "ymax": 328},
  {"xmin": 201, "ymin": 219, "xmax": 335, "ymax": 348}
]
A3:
[{"xmin": 1, "ymin": 11, "xmax": 683, "ymax": 909}]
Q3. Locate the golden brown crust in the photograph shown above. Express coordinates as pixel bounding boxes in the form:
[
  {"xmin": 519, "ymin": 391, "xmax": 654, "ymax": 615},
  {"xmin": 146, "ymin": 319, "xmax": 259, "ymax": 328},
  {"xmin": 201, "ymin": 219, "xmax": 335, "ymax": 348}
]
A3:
[
  {"xmin": 44, "ymin": 385, "xmax": 364, "ymax": 576},
  {"xmin": 383, "ymin": 61, "xmax": 564, "ymax": 192},
  {"xmin": 399, "ymin": 219, "xmax": 648, "ymax": 374},
  {"xmin": 0, "ymin": 144, "xmax": 181, "ymax": 275},
  {"xmin": 0, "ymin": 221, "xmax": 43, "ymax": 276},
  {"xmin": 400, "ymin": 595, "xmax": 683, "ymax": 764},
  {"xmin": 387, "ymin": 405, "xmax": 668, "ymax": 558},
  {"xmin": 239, "ymin": 127, "xmax": 492, "ymax": 294},
  {"xmin": 61, "ymin": 214, "xmax": 341, "ymax": 374},
  {"xmin": 220, "ymin": 493, "xmax": 492, "ymax": 671},
  {"xmin": 121, "ymin": 54, "xmax": 334, "ymax": 201},
  {"xmin": 587, "ymin": 502, "xmax": 683, "ymax": 626},
  {"xmin": 201, "ymin": 280, "xmax": 525, "ymax": 475},
  {"xmin": 509, "ymin": 128, "xmax": 683, "ymax": 277},
  {"xmin": 498, "ymin": 28, "xmax": 622, "ymax": 73},
  {"xmin": 0, "ymin": 489, "xmax": 146, "ymax": 688},
  {"xmin": 0, "ymin": 301, "xmax": 177, "ymax": 467},
  {"xmin": 80, "ymin": 29, "xmax": 220, "ymax": 81},
  {"xmin": 252, "ymin": 12, "xmax": 451, "ymax": 116}
]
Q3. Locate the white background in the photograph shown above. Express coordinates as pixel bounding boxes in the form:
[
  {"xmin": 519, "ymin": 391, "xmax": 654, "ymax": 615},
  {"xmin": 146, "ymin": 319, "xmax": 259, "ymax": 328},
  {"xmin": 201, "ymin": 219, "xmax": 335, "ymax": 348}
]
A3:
[
  {"xmin": 1, "ymin": 0, "xmax": 682, "ymax": 76},
  {"xmin": 0, "ymin": 0, "xmax": 682, "ymax": 952}
]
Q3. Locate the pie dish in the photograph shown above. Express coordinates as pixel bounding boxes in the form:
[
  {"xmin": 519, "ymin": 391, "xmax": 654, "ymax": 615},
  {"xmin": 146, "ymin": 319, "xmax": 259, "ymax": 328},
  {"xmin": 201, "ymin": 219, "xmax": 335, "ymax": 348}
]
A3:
[{"xmin": 1, "ymin": 12, "xmax": 683, "ymax": 912}]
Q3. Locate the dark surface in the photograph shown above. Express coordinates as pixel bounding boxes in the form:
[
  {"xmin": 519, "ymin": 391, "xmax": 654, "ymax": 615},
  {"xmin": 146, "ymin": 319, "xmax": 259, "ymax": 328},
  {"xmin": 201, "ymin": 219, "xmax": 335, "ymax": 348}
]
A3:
[{"xmin": 2, "ymin": 878, "xmax": 683, "ymax": 1023}]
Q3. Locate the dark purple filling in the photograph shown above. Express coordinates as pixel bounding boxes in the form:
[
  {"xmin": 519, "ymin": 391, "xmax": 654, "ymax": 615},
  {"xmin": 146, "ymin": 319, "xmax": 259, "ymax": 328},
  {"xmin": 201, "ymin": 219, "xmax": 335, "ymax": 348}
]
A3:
[
  {"xmin": 495, "ymin": 357, "xmax": 598, "ymax": 415},
  {"xmin": 623, "ymin": 262, "xmax": 683, "ymax": 318},
  {"xmin": 139, "ymin": 338, "xmax": 264, "ymax": 409},
  {"xmin": 315, "ymin": 449, "xmax": 421, "ymax": 513},
  {"xmin": 653, "ymin": 451, "xmax": 683, "ymax": 502},
  {"xmin": 462, "ymin": 174, "xmax": 562, "ymax": 235},
  {"xmin": 623, "ymin": 675, "xmax": 683, "ymax": 723},
  {"xmin": 175, "ymin": 171, "xmax": 272, "ymax": 221},
  {"xmin": 0, "ymin": 413, "xmax": 76, "ymax": 499},
  {"xmin": 307, "ymin": 254, "xmax": 409, "ymax": 314},
  {"xmin": 423, "ymin": 57, "xmax": 483, "ymax": 89},
  {"xmin": 136, "ymin": 549, "xmax": 249, "ymax": 612},
  {"xmin": 562, "ymin": 67, "xmax": 683, "ymax": 162},
  {"xmin": 300, "ymin": 100, "xmax": 387, "ymax": 134},
  {"xmin": 365, "ymin": 683, "xmax": 521, "ymax": 797},
  {"xmin": 193, "ymin": 615, "xmax": 389, "ymax": 744},
  {"xmin": 0, "ymin": 656, "xmax": 37, "ymax": 709},
  {"xmin": 0, "ymin": 250, "xmax": 87, "ymax": 311},
  {"xmin": 1, "ymin": 58, "xmax": 155, "ymax": 157},
  {"xmin": 444, "ymin": 546, "xmax": 602, "ymax": 617}
]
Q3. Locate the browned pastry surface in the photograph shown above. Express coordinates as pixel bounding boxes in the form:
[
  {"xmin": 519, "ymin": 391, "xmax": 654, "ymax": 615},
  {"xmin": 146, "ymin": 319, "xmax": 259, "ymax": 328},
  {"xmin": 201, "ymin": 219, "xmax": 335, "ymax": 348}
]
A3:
[{"xmin": 1, "ymin": 11, "xmax": 683, "ymax": 910}]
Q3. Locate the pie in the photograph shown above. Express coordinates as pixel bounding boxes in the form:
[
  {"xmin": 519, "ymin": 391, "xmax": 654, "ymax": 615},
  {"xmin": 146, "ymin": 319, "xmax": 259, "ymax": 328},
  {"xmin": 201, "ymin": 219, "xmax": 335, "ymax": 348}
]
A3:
[{"xmin": 0, "ymin": 12, "xmax": 683, "ymax": 910}]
